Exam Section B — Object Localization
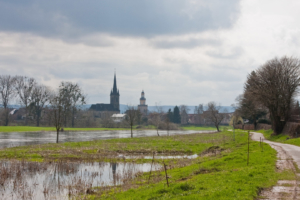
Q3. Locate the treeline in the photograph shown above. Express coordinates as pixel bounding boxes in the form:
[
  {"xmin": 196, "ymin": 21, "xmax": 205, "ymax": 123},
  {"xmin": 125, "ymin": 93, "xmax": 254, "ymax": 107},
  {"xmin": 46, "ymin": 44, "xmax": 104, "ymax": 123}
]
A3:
[
  {"xmin": 0, "ymin": 75, "xmax": 85, "ymax": 129},
  {"xmin": 234, "ymin": 56, "xmax": 300, "ymax": 135}
]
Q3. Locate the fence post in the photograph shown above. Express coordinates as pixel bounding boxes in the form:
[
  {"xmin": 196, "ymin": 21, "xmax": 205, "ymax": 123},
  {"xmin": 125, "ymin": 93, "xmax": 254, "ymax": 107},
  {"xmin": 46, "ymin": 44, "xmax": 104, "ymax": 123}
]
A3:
[
  {"xmin": 148, "ymin": 152, "xmax": 155, "ymax": 184},
  {"xmin": 247, "ymin": 131, "xmax": 250, "ymax": 166},
  {"xmin": 163, "ymin": 162, "xmax": 169, "ymax": 187},
  {"xmin": 260, "ymin": 137, "xmax": 261, "ymax": 148}
]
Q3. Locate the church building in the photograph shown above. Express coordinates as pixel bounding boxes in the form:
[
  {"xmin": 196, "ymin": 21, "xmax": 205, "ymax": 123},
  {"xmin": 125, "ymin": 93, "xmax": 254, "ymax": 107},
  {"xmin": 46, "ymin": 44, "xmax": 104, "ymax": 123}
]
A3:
[
  {"xmin": 138, "ymin": 90, "xmax": 148, "ymax": 115},
  {"xmin": 90, "ymin": 73, "xmax": 120, "ymax": 117}
]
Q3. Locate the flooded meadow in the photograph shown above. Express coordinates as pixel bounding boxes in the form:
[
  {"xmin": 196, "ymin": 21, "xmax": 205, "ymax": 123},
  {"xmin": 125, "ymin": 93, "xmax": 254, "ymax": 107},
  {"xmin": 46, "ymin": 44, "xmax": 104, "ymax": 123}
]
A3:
[{"xmin": 0, "ymin": 160, "xmax": 162, "ymax": 200}]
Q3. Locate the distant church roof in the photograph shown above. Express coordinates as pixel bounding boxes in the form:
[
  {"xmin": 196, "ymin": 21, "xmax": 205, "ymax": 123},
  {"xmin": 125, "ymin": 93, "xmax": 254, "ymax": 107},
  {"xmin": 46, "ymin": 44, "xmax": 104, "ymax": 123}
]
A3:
[{"xmin": 90, "ymin": 103, "xmax": 119, "ymax": 111}]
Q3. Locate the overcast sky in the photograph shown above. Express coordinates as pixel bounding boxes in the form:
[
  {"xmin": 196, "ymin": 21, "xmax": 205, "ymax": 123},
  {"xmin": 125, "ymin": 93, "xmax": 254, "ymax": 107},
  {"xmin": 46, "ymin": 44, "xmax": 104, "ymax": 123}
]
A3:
[{"xmin": 0, "ymin": 0, "xmax": 299, "ymax": 106}]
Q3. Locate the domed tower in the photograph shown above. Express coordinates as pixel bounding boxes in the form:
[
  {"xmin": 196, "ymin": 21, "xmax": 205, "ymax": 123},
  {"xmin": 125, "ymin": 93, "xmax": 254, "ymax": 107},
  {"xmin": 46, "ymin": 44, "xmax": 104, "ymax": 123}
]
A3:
[
  {"xmin": 138, "ymin": 90, "xmax": 148, "ymax": 115},
  {"xmin": 140, "ymin": 91, "xmax": 146, "ymax": 105}
]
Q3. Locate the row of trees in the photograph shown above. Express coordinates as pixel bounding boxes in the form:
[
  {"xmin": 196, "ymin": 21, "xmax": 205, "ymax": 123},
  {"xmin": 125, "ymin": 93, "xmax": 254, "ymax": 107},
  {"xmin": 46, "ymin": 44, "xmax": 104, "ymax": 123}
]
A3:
[
  {"xmin": 146, "ymin": 102, "xmax": 228, "ymax": 134},
  {"xmin": 235, "ymin": 56, "xmax": 300, "ymax": 135},
  {"xmin": 0, "ymin": 75, "xmax": 86, "ymax": 132}
]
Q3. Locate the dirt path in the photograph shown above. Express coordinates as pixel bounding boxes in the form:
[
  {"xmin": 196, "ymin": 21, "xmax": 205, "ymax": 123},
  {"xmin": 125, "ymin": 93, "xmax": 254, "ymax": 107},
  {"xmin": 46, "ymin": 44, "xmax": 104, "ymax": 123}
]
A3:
[{"xmin": 251, "ymin": 132, "xmax": 300, "ymax": 200}]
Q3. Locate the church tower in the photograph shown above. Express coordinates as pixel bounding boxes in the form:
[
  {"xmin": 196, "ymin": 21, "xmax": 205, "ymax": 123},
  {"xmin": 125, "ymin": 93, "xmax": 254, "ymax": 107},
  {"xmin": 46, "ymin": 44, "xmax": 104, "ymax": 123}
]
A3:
[
  {"xmin": 138, "ymin": 90, "xmax": 148, "ymax": 115},
  {"xmin": 110, "ymin": 73, "xmax": 120, "ymax": 111}
]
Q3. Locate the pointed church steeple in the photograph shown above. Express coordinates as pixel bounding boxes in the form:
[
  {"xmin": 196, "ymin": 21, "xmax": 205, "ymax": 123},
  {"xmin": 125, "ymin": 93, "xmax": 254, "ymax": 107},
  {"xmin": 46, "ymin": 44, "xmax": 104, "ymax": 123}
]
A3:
[
  {"xmin": 110, "ymin": 71, "xmax": 120, "ymax": 111},
  {"xmin": 113, "ymin": 72, "xmax": 118, "ymax": 94}
]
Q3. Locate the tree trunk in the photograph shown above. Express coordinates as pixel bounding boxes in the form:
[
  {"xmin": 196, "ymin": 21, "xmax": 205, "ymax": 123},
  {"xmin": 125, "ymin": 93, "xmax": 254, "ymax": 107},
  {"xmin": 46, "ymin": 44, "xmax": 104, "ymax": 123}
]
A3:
[
  {"xmin": 36, "ymin": 117, "xmax": 40, "ymax": 127},
  {"xmin": 156, "ymin": 128, "xmax": 160, "ymax": 136},
  {"xmin": 64, "ymin": 115, "xmax": 67, "ymax": 127},
  {"xmin": 131, "ymin": 126, "xmax": 133, "ymax": 138},
  {"xmin": 71, "ymin": 109, "xmax": 75, "ymax": 128},
  {"xmin": 273, "ymin": 116, "xmax": 285, "ymax": 135},
  {"xmin": 36, "ymin": 110, "xmax": 40, "ymax": 127},
  {"xmin": 24, "ymin": 107, "xmax": 28, "ymax": 126},
  {"xmin": 56, "ymin": 129, "xmax": 60, "ymax": 143},
  {"xmin": 216, "ymin": 125, "xmax": 220, "ymax": 132},
  {"xmin": 4, "ymin": 109, "xmax": 9, "ymax": 126}
]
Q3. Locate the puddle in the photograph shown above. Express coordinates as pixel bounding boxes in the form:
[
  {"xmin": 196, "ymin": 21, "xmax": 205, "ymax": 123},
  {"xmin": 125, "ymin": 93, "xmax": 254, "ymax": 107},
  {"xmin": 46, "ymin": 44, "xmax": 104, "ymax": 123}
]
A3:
[
  {"xmin": 0, "ymin": 130, "xmax": 215, "ymax": 149},
  {"xmin": 0, "ymin": 160, "xmax": 161, "ymax": 200}
]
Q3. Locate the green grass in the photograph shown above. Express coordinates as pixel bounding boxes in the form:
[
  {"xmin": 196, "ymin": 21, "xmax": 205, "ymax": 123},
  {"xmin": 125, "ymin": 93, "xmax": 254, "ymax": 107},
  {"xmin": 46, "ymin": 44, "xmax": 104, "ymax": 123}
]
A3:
[
  {"xmin": 0, "ymin": 125, "xmax": 220, "ymax": 133},
  {"xmin": 87, "ymin": 131, "xmax": 283, "ymax": 200},
  {"xmin": 0, "ymin": 126, "xmax": 133, "ymax": 133},
  {"xmin": 181, "ymin": 125, "xmax": 229, "ymax": 131},
  {"xmin": 257, "ymin": 129, "xmax": 300, "ymax": 147}
]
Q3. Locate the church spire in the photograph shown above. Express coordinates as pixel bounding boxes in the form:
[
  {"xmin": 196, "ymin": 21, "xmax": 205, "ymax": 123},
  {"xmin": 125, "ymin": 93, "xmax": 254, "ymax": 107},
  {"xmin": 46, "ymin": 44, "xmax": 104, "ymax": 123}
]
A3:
[
  {"xmin": 113, "ymin": 72, "xmax": 117, "ymax": 93},
  {"xmin": 111, "ymin": 71, "xmax": 119, "ymax": 95}
]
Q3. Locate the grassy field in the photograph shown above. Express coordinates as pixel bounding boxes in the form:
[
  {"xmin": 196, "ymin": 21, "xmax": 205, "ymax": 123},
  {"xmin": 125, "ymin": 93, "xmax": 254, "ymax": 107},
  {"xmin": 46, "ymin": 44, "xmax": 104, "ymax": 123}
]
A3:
[
  {"xmin": 257, "ymin": 129, "xmax": 300, "ymax": 147},
  {"xmin": 0, "ymin": 131, "xmax": 224, "ymax": 161},
  {"xmin": 0, "ymin": 125, "xmax": 220, "ymax": 133},
  {"xmin": 86, "ymin": 130, "xmax": 286, "ymax": 200},
  {"xmin": 0, "ymin": 130, "xmax": 287, "ymax": 199}
]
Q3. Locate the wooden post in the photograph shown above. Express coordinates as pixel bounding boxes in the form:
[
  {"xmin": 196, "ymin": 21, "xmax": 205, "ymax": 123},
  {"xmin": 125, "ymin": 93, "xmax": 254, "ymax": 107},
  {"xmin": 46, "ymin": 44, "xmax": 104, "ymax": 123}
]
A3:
[
  {"xmin": 247, "ymin": 131, "xmax": 250, "ymax": 166},
  {"xmin": 148, "ymin": 152, "xmax": 155, "ymax": 184},
  {"xmin": 260, "ymin": 137, "xmax": 261, "ymax": 148},
  {"xmin": 163, "ymin": 162, "xmax": 169, "ymax": 187}
]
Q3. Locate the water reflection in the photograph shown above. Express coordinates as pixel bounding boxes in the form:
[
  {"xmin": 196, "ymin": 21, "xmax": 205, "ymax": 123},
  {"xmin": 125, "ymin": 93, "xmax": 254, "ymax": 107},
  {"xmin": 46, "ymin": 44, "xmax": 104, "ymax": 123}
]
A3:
[
  {"xmin": 0, "ymin": 130, "xmax": 214, "ymax": 149},
  {"xmin": 0, "ymin": 160, "xmax": 161, "ymax": 200}
]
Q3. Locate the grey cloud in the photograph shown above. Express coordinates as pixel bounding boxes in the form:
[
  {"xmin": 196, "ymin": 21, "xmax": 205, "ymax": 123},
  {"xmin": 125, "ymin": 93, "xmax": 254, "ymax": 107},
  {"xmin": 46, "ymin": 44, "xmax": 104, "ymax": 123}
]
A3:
[
  {"xmin": 0, "ymin": 0, "xmax": 241, "ymax": 39},
  {"xmin": 151, "ymin": 38, "xmax": 221, "ymax": 49},
  {"xmin": 206, "ymin": 46, "xmax": 244, "ymax": 59}
]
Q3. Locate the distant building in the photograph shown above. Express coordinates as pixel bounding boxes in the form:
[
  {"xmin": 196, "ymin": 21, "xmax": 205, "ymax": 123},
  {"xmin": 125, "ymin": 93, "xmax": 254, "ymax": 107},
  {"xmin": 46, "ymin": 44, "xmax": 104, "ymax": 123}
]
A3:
[
  {"xmin": 111, "ymin": 114, "xmax": 126, "ymax": 123},
  {"xmin": 90, "ymin": 73, "xmax": 120, "ymax": 118},
  {"xmin": 138, "ymin": 90, "xmax": 148, "ymax": 115}
]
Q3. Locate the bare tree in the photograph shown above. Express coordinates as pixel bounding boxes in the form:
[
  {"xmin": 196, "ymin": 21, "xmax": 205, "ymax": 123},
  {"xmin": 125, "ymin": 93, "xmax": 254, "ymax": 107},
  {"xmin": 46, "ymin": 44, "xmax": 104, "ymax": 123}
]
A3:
[
  {"xmin": 149, "ymin": 103, "xmax": 164, "ymax": 136},
  {"xmin": 204, "ymin": 102, "xmax": 225, "ymax": 132},
  {"xmin": 58, "ymin": 82, "xmax": 72, "ymax": 127},
  {"xmin": 69, "ymin": 83, "xmax": 86, "ymax": 128},
  {"xmin": 15, "ymin": 76, "xmax": 36, "ymax": 125},
  {"xmin": 49, "ymin": 91, "xmax": 65, "ymax": 143},
  {"xmin": 30, "ymin": 84, "xmax": 50, "ymax": 126},
  {"xmin": 180, "ymin": 105, "xmax": 190, "ymax": 125},
  {"xmin": 164, "ymin": 115, "xmax": 171, "ymax": 136},
  {"xmin": 245, "ymin": 56, "xmax": 300, "ymax": 134},
  {"xmin": 101, "ymin": 111, "xmax": 115, "ymax": 128},
  {"xmin": 0, "ymin": 75, "xmax": 16, "ymax": 126},
  {"xmin": 194, "ymin": 104, "xmax": 204, "ymax": 124},
  {"xmin": 58, "ymin": 82, "xmax": 86, "ymax": 127},
  {"xmin": 125, "ymin": 106, "xmax": 140, "ymax": 138}
]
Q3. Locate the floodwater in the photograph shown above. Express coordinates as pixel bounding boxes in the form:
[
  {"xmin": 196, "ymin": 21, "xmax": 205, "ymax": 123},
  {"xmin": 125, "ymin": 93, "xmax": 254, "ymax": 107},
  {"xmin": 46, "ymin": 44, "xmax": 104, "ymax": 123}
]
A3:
[
  {"xmin": 0, "ymin": 130, "xmax": 214, "ymax": 149},
  {"xmin": 0, "ymin": 130, "xmax": 213, "ymax": 199},
  {"xmin": 0, "ymin": 160, "xmax": 161, "ymax": 200},
  {"xmin": 123, "ymin": 154, "xmax": 199, "ymax": 159}
]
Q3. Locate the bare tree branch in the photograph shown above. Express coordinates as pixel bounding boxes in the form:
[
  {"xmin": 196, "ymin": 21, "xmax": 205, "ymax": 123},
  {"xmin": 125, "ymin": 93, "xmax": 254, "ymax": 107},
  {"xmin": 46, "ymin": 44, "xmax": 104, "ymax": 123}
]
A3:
[{"xmin": 0, "ymin": 75, "xmax": 16, "ymax": 126}]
